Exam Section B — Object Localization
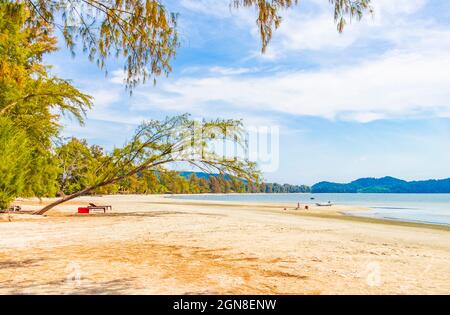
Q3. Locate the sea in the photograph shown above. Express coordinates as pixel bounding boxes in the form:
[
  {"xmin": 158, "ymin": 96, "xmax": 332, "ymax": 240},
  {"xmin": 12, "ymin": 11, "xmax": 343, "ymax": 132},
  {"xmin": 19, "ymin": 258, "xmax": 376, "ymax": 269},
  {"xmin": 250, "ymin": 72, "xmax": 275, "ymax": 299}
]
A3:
[{"xmin": 172, "ymin": 193, "xmax": 450, "ymax": 226}]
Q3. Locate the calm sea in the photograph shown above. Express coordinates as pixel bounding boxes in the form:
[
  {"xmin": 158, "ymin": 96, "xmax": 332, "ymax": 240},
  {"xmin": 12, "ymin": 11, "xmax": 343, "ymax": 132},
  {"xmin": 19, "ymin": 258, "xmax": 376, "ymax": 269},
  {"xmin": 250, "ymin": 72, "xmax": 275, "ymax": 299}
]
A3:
[{"xmin": 172, "ymin": 193, "xmax": 450, "ymax": 226}]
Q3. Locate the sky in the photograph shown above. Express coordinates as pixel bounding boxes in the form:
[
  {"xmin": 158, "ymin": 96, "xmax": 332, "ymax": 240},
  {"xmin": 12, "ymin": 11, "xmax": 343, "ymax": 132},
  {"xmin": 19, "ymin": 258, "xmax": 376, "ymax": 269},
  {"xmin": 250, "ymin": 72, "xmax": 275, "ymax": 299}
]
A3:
[{"xmin": 46, "ymin": 0, "xmax": 450, "ymax": 186}]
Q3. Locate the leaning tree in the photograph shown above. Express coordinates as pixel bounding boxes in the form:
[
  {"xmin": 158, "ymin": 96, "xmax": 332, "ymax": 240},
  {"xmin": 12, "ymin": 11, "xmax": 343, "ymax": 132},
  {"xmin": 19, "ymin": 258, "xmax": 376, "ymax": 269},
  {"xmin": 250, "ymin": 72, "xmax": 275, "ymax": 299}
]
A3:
[{"xmin": 35, "ymin": 114, "xmax": 260, "ymax": 214}]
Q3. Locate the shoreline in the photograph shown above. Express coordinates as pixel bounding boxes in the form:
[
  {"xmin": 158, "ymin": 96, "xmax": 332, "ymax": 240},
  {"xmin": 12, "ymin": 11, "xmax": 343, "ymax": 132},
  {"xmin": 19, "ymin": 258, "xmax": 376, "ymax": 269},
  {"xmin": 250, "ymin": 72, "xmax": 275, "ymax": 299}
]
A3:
[
  {"xmin": 1, "ymin": 194, "xmax": 449, "ymax": 294},
  {"xmin": 166, "ymin": 194, "xmax": 450, "ymax": 230},
  {"xmin": 5, "ymin": 193, "xmax": 450, "ymax": 230}
]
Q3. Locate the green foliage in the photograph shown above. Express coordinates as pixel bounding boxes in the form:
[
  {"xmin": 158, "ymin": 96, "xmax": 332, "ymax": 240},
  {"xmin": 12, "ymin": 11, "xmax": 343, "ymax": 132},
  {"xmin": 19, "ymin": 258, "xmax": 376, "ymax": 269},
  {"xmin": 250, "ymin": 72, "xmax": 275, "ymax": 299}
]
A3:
[
  {"xmin": 0, "ymin": 1, "xmax": 92, "ymax": 207},
  {"xmin": 56, "ymin": 138, "xmax": 94, "ymax": 194},
  {"xmin": 0, "ymin": 1, "xmax": 92, "ymax": 120},
  {"xmin": 24, "ymin": 0, "xmax": 179, "ymax": 89},
  {"xmin": 22, "ymin": 151, "xmax": 59, "ymax": 198},
  {"xmin": 0, "ymin": 117, "xmax": 31, "ymax": 209}
]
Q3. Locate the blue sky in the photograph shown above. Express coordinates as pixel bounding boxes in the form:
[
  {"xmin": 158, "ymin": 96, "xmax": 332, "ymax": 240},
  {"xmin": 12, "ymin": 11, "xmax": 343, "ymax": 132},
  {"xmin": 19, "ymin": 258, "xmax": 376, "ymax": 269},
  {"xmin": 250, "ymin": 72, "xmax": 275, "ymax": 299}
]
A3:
[{"xmin": 46, "ymin": 0, "xmax": 450, "ymax": 185}]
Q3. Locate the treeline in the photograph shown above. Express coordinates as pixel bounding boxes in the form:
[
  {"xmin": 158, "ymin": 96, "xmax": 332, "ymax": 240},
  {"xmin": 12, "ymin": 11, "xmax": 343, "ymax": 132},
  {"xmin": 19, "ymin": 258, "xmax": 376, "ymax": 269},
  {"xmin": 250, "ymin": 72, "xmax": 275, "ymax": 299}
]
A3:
[
  {"xmin": 85, "ymin": 172, "xmax": 310, "ymax": 195},
  {"xmin": 174, "ymin": 173, "xmax": 310, "ymax": 194}
]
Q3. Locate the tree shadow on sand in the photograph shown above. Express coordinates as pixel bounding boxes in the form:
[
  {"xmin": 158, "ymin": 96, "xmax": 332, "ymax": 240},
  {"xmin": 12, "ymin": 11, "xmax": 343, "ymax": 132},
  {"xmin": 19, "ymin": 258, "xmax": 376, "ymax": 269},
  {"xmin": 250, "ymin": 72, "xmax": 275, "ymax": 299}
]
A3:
[
  {"xmin": 67, "ymin": 211, "xmax": 186, "ymax": 218},
  {"xmin": 66, "ymin": 211, "xmax": 227, "ymax": 218},
  {"xmin": 0, "ymin": 258, "xmax": 42, "ymax": 269},
  {"xmin": 1, "ymin": 277, "xmax": 139, "ymax": 295}
]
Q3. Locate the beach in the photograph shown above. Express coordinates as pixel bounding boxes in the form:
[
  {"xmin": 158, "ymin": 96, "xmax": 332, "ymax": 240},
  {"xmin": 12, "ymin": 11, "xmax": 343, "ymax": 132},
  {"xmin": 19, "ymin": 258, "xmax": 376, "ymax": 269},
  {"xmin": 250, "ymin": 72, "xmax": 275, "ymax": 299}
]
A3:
[{"xmin": 1, "ymin": 194, "xmax": 449, "ymax": 294}]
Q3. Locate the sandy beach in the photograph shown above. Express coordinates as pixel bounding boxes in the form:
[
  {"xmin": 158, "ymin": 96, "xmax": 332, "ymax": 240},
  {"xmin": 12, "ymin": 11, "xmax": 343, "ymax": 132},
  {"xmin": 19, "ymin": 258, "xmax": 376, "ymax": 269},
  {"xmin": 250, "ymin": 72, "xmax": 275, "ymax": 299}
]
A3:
[{"xmin": 1, "ymin": 194, "xmax": 449, "ymax": 294}]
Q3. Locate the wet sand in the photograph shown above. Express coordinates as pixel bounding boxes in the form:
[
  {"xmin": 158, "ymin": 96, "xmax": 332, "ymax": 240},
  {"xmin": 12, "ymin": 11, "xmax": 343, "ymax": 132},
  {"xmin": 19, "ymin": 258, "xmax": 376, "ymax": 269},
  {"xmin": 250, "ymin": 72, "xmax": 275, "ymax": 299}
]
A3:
[{"xmin": 0, "ymin": 194, "xmax": 449, "ymax": 294}]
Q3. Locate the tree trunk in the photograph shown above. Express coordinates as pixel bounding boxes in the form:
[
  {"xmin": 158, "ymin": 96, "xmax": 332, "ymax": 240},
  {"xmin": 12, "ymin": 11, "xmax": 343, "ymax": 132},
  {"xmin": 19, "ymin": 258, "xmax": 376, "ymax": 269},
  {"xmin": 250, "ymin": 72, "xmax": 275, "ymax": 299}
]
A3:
[
  {"xmin": 34, "ymin": 159, "xmax": 163, "ymax": 215},
  {"xmin": 34, "ymin": 188, "xmax": 92, "ymax": 215}
]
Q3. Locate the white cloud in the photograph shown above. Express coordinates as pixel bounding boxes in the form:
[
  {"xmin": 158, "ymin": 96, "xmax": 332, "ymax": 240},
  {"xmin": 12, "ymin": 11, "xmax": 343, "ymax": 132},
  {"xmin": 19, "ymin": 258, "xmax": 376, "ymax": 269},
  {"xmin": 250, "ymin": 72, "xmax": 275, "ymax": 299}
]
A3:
[
  {"xmin": 82, "ymin": 86, "xmax": 149, "ymax": 125},
  {"xmin": 134, "ymin": 49, "xmax": 450, "ymax": 122},
  {"xmin": 373, "ymin": 0, "xmax": 426, "ymax": 16},
  {"xmin": 110, "ymin": 69, "xmax": 127, "ymax": 84},
  {"xmin": 209, "ymin": 66, "xmax": 254, "ymax": 75},
  {"xmin": 89, "ymin": 89, "xmax": 121, "ymax": 108},
  {"xmin": 175, "ymin": 0, "xmax": 439, "ymax": 63},
  {"xmin": 87, "ymin": 0, "xmax": 450, "ymax": 124},
  {"xmin": 262, "ymin": 0, "xmax": 429, "ymax": 56}
]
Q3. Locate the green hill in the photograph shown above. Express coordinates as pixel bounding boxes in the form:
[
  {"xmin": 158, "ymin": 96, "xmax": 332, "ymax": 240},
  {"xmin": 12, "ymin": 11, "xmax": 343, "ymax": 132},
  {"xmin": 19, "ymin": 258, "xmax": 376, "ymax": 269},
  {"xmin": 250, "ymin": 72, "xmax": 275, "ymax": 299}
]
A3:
[{"xmin": 311, "ymin": 176, "xmax": 450, "ymax": 193}]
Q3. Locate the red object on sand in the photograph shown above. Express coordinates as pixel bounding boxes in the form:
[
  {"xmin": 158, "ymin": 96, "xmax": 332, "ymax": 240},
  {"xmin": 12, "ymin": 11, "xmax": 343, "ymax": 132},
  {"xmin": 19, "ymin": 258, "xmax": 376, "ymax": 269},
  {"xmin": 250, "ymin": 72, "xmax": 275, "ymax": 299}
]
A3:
[{"xmin": 78, "ymin": 207, "xmax": 90, "ymax": 214}]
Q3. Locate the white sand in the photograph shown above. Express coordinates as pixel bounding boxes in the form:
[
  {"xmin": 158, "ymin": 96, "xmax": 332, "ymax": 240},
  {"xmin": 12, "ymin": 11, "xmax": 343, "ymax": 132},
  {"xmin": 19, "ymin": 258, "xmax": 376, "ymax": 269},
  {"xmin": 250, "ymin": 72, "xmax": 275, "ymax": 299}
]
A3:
[{"xmin": 0, "ymin": 194, "xmax": 449, "ymax": 294}]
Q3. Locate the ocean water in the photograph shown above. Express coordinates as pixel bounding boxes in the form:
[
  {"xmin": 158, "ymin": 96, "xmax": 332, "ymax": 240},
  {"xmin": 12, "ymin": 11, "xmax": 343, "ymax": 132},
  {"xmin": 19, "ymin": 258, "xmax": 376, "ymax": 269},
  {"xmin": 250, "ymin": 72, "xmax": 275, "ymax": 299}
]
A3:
[{"xmin": 172, "ymin": 193, "xmax": 450, "ymax": 226}]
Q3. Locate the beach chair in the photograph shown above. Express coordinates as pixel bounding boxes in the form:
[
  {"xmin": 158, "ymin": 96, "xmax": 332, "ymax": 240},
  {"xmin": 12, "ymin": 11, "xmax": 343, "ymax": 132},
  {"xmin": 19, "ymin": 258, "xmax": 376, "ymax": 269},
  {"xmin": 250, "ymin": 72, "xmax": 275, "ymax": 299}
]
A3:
[
  {"xmin": 87, "ymin": 203, "xmax": 112, "ymax": 213},
  {"xmin": 8, "ymin": 205, "xmax": 21, "ymax": 212}
]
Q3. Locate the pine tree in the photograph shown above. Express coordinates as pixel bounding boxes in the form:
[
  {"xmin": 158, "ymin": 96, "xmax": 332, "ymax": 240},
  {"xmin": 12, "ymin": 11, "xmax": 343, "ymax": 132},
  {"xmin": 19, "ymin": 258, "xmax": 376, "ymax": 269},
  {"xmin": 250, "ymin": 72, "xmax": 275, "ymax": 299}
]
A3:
[
  {"xmin": 0, "ymin": 117, "xmax": 31, "ymax": 209},
  {"xmin": 0, "ymin": 1, "xmax": 91, "ymax": 208}
]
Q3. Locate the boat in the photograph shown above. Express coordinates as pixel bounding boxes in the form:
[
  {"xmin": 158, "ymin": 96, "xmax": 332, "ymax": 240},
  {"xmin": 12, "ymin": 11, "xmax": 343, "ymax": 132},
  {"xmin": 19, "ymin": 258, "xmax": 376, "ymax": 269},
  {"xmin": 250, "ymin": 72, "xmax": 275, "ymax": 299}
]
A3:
[{"xmin": 316, "ymin": 203, "xmax": 333, "ymax": 207}]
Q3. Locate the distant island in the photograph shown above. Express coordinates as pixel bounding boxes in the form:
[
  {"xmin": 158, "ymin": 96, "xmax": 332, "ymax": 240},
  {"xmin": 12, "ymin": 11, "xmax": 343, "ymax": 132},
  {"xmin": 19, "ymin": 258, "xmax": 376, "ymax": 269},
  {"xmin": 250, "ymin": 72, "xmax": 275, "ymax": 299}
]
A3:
[{"xmin": 311, "ymin": 176, "xmax": 450, "ymax": 193}]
